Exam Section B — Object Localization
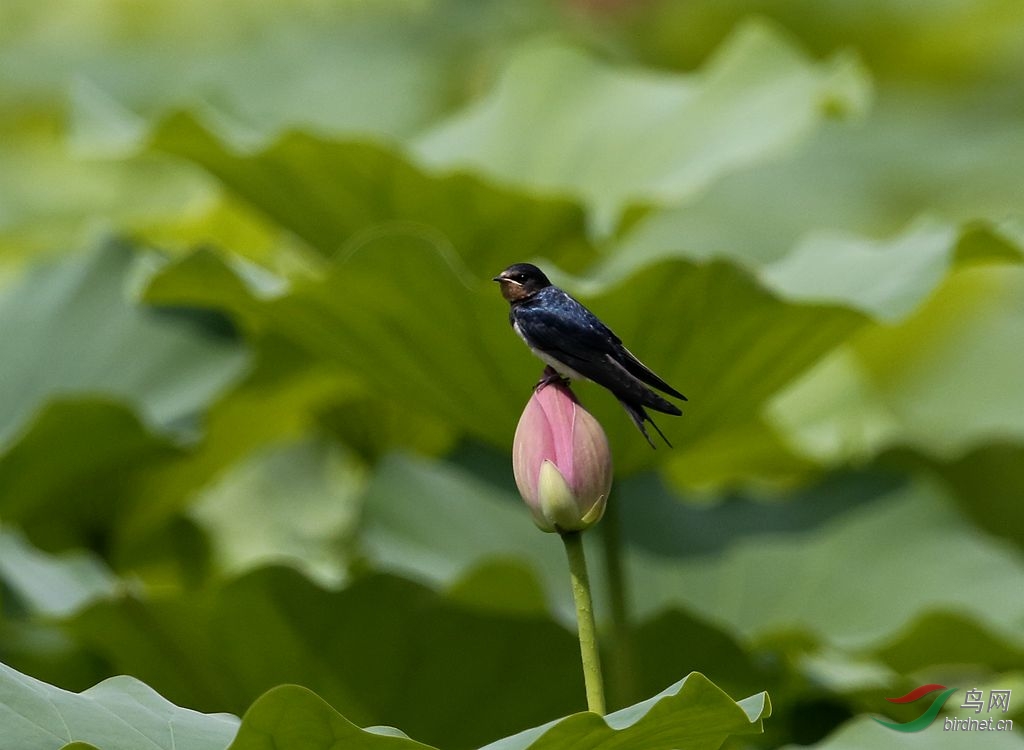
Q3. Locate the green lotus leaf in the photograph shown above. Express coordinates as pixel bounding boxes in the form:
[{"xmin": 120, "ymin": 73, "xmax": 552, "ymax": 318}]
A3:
[
  {"xmin": 484, "ymin": 673, "xmax": 768, "ymax": 750},
  {"xmin": 121, "ymin": 335, "xmax": 365, "ymax": 546},
  {"xmin": 618, "ymin": 481, "xmax": 1024, "ymax": 652},
  {"xmin": 924, "ymin": 441, "xmax": 1024, "ymax": 548},
  {"xmin": 0, "ymin": 240, "xmax": 247, "ymax": 447},
  {"xmin": 145, "ymin": 114, "xmax": 594, "ymax": 272},
  {"xmin": 69, "ymin": 570, "xmax": 585, "ymax": 749},
  {"xmin": 760, "ymin": 217, "xmax": 963, "ymax": 322},
  {"xmin": 1, "ymin": 0, "xmax": 562, "ymax": 258},
  {"xmin": 768, "ymin": 264, "xmax": 1024, "ymax": 463},
  {"xmin": 0, "ymin": 529, "xmax": 118, "ymax": 618},
  {"xmin": 876, "ymin": 611, "xmax": 1024, "ymax": 676},
  {"xmin": 189, "ymin": 438, "xmax": 365, "ymax": 587},
  {"xmin": 0, "ymin": 399, "xmax": 182, "ymax": 554},
  {"xmin": 595, "ymin": 85, "xmax": 1024, "ymax": 301},
  {"xmin": 413, "ymin": 20, "xmax": 870, "ymax": 227},
  {"xmin": 227, "ymin": 685, "xmax": 435, "ymax": 750},
  {"xmin": 360, "ymin": 453, "xmax": 1024, "ymax": 653},
  {"xmin": 359, "ymin": 452, "xmax": 568, "ymax": 617},
  {"xmin": 25, "ymin": 0, "xmax": 537, "ymax": 143},
  {"xmin": 143, "ymin": 240, "xmax": 864, "ymax": 476},
  {"xmin": 603, "ymin": 204, "xmax": 1021, "ymax": 325},
  {"xmin": 0, "ymin": 659, "xmax": 768, "ymax": 750},
  {"xmin": 0, "ymin": 660, "xmax": 238, "ymax": 750},
  {"xmin": 73, "ymin": 19, "xmax": 869, "ymax": 247},
  {"xmin": 226, "ymin": 676, "xmax": 768, "ymax": 750},
  {"xmin": 0, "ymin": 131, "xmax": 206, "ymax": 261},
  {"xmin": 617, "ymin": 0, "xmax": 1024, "ymax": 85}
]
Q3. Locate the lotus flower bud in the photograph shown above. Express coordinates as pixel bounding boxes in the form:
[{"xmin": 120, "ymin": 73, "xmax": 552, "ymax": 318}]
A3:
[{"xmin": 513, "ymin": 379, "xmax": 613, "ymax": 533}]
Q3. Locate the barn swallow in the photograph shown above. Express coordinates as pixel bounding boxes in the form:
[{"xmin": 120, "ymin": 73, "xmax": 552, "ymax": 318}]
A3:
[{"xmin": 494, "ymin": 263, "xmax": 686, "ymax": 448}]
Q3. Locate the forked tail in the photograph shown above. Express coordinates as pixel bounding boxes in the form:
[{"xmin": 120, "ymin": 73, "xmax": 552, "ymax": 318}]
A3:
[{"xmin": 620, "ymin": 399, "xmax": 673, "ymax": 449}]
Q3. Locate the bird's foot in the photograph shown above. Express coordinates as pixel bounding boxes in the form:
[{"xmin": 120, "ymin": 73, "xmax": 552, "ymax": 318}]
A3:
[{"xmin": 534, "ymin": 365, "xmax": 570, "ymax": 391}]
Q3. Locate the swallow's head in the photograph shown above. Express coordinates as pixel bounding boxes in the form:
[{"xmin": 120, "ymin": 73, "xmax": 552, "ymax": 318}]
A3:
[{"xmin": 493, "ymin": 263, "xmax": 552, "ymax": 302}]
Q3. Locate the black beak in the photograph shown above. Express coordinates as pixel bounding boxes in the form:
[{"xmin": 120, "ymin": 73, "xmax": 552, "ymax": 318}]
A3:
[{"xmin": 492, "ymin": 276, "xmax": 503, "ymax": 282}]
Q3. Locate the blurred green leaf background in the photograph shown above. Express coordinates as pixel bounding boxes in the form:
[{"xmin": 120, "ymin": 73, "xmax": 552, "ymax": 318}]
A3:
[{"xmin": 1, "ymin": 0, "xmax": 1022, "ymax": 748}]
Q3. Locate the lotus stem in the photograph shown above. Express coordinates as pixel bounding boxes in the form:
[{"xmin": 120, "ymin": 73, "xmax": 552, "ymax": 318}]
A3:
[{"xmin": 561, "ymin": 530, "xmax": 606, "ymax": 714}]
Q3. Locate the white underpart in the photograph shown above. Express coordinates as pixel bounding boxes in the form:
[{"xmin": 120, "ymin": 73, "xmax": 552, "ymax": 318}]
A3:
[
  {"xmin": 514, "ymin": 320, "xmax": 588, "ymax": 381},
  {"xmin": 535, "ymin": 349, "xmax": 588, "ymax": 381}
]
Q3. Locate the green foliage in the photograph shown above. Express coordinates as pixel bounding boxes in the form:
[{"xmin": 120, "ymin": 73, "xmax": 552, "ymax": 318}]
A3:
[
  {"xmin": 0, "ymin": 660, "xmax": 766, "ymax": 750},
  {"xmin": 412, "ymin": 23, "xmax": 870, "ymax": 226},
  {"xmin": 2, "ymin": 1, "xmax": 1023, "ymax": 748},
  {"xmin": 0, "ymin": 661, "xmax": 238, "ymax": 750},
  {"xmin": 0, "ymin": 241, "xmax": 247, "ymax": 446}
]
